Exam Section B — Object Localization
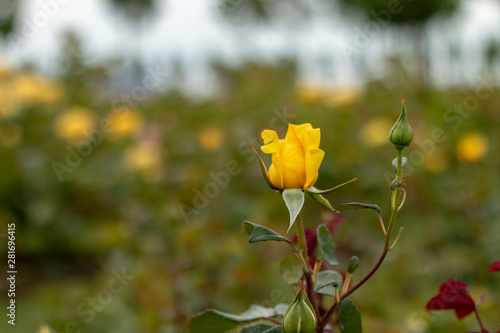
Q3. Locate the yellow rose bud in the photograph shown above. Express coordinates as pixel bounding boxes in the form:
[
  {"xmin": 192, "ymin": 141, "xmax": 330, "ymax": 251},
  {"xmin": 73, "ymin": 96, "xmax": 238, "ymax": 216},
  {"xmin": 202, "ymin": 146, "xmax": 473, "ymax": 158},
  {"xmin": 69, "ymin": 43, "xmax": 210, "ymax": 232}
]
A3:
[{"xmin": 261, "ymin": 124, "xmax": 324, "ymax": 189}]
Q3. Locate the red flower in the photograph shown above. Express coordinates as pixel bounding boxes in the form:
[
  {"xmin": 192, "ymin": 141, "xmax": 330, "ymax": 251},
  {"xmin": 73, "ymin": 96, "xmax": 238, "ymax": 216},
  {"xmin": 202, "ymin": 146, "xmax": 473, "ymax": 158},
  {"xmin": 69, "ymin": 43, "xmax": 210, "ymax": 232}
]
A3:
[
  {"xmin": 426, "ymin": 280, "xmax": 476, "ymax": 319},
  {"xmin": 290, "ymin": 213, "xmax": 347, "ymax": 259},
  {"xmin": 489, "ymin": 260, "xmax": 500, "ymax": 272}
]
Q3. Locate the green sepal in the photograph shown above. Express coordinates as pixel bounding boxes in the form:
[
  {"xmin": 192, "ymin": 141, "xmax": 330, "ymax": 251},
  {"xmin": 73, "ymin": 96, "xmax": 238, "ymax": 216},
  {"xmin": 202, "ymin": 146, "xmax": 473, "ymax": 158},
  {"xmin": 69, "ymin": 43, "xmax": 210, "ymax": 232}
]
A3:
[
  {"xmin": 304, "ymin": 190, "xmax": 335, "ymax": 212},
  {"xmin": 347, "ymin": 256, "xmax": 360, "ymax": 274},
  {"xmin": 188, "ymin": 304, "xmax": 288, "ymax": 333},
  {"xmin": 280, "ymin": 253, "xmax": 303, "ymax": 285},
  {"xmin": 282, "ymin": 188, "xmax": 305, "ymax": 233},
  {"xmin": 335, "ymin": 202, "xmax": 381, "ymax": 215},
  {"xmin": 282, "ymin": 288, "xmax": 317, "ymax": 333},
  {"xmin": 317, "ymin": 225, "xmax": 338, "ymax": 266},
  {"xmin": 242, "ymin": 221, "xmax": 292, "ymax": 245},
  {"xmin": 305, "ymin": 178, "xmax": 357, "ymax": 195},
  {"xmin": 338, "ymin": 298, "xmax": 362, "ymax": 333},
  {"xmin": 314, "ymin": 270, "xmax": 343, "ymax": 296},
  {"xmin": 250, "ymin": 144, "xmax": 281, "ymax": 191}
]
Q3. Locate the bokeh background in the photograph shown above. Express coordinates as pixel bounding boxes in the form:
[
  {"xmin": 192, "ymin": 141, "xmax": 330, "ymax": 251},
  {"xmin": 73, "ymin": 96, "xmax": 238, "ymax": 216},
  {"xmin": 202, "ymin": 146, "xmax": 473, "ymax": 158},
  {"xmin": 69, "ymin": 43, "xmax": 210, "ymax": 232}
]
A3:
[{"xmin": 0, "ymin": 0, "xmax": 499, "ymax": 332}]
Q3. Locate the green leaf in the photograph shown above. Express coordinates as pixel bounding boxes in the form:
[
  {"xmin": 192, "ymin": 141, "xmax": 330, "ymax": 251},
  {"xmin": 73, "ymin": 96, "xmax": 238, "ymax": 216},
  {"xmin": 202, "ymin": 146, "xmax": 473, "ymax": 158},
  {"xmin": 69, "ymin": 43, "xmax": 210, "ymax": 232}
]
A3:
[
  {"xmin": 250, "ymin": 144, "xmax": 280, "ymax": 190},
  {"xmin": 242, "ymin": 221, "xmax": 292, "ymax": 245},
  {"xmin": 338, "ymin": 298, "xmax": 362, "ymax": 333},
  {"xmin": 263, "ymin": 327, "xmax": 285, "ymax": 333},
  {"xmin": 335, "ymin": 202, "xmax": 381, "ymax": 215},
  {"xmin": 280, "ymin": 254, "xmax": 303, "ymax": 284},
  {"xmin": 282, "ymin": 188, "xmax": 305, "ymax": 232},
  {"xmin": 305, "ymin": 178, "xmax": 357, "ymax": 194},
  {"xmin": 189, "ymin": 304, "xmax": 286, "ymax": 333},
  {"xmin": 314, "ymin": 270, "xmax": 343, "ymax": 296},
  {"xmin": 317, "ymin": 225, "xmax": 338, "ymax": 266},
  {"xmin": 240, "ymin": 323, "xmax": 276, "ymax": 333},
  {"xmin": 305, "ymin": 190, "xmax": 335, "ymax": 212}
]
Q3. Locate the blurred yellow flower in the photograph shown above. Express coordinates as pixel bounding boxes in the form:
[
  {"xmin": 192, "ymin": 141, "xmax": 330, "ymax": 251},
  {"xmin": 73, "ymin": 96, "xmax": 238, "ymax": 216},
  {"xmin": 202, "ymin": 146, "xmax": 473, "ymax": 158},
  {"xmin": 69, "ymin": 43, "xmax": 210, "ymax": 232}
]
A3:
[
  {"xmin": 261, "ymin": 123, "xmax": 324, "ymax": 189},
  {"xmin": 324, "ymin": 87, "xmax": 362, "ymax": 108},
  {"xmin": 296, "ymin": 82, "xmax": 362, "ymax": 107},
  {"xmin": 456, "ymin": 133, "xmax": 488, "ymax": 163},
  {"xmin": 107, "ymin": 107, "xmax": 144, "ymax": 137},
  {"xmin": 198, "ymin": 126, "xmax": 224, "ymax": 151},
  {"xmin": 359, "ymin": 118, "xmax": 393, "ymax": 147},
  {"xmin": 423, "ymin": 148, "xmax": 449, "ymax": 173},
  {"xmin": 54, "ymin": 107, "xmax": 96, "ymax": 142},
  {"xmin": 0, "ymin": 123, "xmax": 23, "ymax": 148},
  {"xmin": 0, "ymin": 85, "xmax": 23, "ymax": 117},
  {"xmin": 296, "ymin": 83, "xmax": 323, "ymax": 103},
  {"xmin": 13, "ymin": 73, "xmax": 63, "ymax": 105},
  {"xmin": 0, "ymin": 61, "xmax": 11, "ymax": 78},
  {"xmin": 123, "ymin": 143, "xmax": 163, "ymax": 180},
  {"xmin": 36, "ymin": 324, "xmax": 54, "ymax": 333}
]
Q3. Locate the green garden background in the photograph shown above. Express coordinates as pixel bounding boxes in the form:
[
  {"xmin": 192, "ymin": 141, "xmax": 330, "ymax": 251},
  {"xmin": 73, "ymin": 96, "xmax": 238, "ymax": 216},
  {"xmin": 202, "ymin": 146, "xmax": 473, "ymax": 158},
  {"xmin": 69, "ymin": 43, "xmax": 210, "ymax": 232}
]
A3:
[{"xmin": 0, "ymin": 1, "xmax": 499, "ymax": 332}]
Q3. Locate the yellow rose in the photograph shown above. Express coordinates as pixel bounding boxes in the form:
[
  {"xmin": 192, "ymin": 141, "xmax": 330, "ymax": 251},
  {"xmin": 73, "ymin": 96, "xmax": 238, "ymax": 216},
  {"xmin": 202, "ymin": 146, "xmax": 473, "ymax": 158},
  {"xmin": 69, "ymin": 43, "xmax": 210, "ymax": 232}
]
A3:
[
  {"xmin": 54, "ymin": 107, "xmax": 96, "ymax": 142},
  {"xmin": 456, "ymin": 133, "xmax": 488, "ymax": 163},
  {"xmin": 198, "ymin": 126, "xmax": 224, "ymax": 151},
  {"xmin": 261, "ymin": 123, "xmax": 324, "ymax": 189},
  {"xmin": 107, "ymin": 107, "xmax": 143, "ymax": 137}
]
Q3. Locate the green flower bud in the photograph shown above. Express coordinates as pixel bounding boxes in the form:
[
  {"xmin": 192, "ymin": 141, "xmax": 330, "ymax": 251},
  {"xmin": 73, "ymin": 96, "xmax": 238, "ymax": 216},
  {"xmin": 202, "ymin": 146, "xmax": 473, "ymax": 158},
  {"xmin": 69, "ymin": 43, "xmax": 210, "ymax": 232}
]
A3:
[
  {"xmin": 389, "ymin": 101, "xmax": 413, "ymax": 150},
  {"xmin": 282, "ymin": 288, "xmax": 317, "ymax": 333},
  {"xmin": 347, "ymin": 255, "xmax": 360, "ymax": 274}
]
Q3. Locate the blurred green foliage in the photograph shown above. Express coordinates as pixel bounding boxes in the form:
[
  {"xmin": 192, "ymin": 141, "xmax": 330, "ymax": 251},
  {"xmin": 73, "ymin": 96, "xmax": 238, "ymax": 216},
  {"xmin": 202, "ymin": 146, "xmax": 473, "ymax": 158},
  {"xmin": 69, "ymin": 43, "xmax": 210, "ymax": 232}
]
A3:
[
  {"xmin": 0, "ymin": 0, "xmax": 153, "ymax": 37},
  {"xmin": 0, "ymin": 38, "xmax": 499, "ymax": 333},
  {"xmin": 337, "ymin": 0, "xmax": 458, "ymax": 25}
]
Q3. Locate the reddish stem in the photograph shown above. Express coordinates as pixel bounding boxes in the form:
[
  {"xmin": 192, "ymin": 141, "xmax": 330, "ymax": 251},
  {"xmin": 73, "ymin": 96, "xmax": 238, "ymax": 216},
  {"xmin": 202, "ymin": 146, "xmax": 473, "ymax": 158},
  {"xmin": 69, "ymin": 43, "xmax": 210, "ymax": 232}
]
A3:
[{"xmin": 474, "ymin": 308, "xmax": 489, "ymax": 333}]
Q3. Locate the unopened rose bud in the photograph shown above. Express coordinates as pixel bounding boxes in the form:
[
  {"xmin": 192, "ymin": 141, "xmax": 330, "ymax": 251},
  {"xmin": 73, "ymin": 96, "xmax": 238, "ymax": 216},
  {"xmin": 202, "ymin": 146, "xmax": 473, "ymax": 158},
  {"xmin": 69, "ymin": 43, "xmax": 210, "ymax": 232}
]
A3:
[
  {"xmin": 282, "ymin": 288, "xmax": 317, "ymax": 333},
  {"xmin": 347, "ymin": 256, "xmax": 360, "ymax": 274},
  {"xmin": 389, "ymin": 101, "xmax": 413, "ymax": 150}
]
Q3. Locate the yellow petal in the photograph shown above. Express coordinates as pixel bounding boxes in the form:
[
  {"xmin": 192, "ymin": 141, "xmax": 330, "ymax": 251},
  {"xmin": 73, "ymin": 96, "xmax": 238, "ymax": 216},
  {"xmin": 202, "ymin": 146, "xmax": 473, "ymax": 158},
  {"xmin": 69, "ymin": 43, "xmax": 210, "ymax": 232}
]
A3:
[
  {"xmin": 268, "ymin": 158, "xmax": 284, "ymax": 189},
  {"xmin": 261, "ymin": 129, "xmax": 284, "ymax": 188},
  {"xmin": 293, "ymin": 123, "xmax": 313, "ymax": 144},
  {"xmin": 261, "ymin": 129, "xmax": 282, "ymax": 154},
  {"xmin": 304, "ymin": 148, "xmax": 325, "ymax": 188},
  {"xmin": 281, "ymin": 124, "xmax": 307, "ymax": 188},
  {"xmin": 306, "ymin": 128, "xmax": 321, "ymax": 149}
]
